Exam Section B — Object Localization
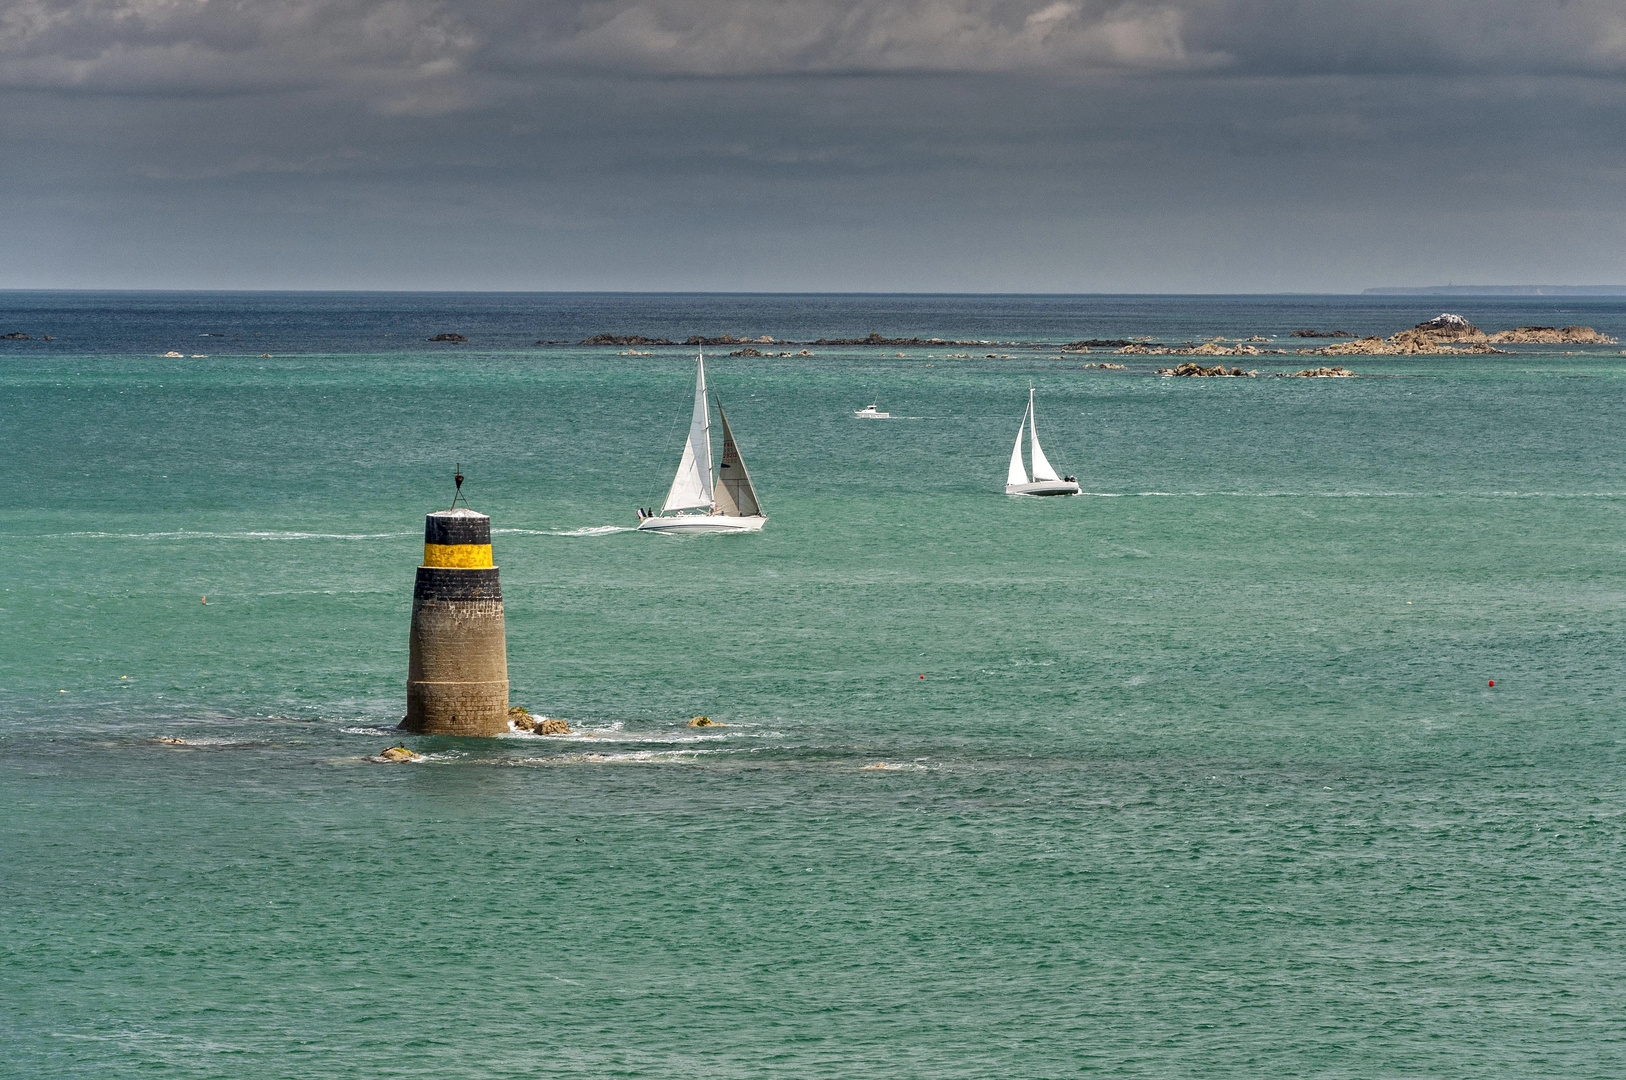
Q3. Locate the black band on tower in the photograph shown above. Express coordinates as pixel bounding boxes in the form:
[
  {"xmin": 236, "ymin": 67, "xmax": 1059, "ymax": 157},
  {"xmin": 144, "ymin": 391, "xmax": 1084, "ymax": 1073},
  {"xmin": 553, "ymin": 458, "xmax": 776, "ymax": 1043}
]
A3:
[{"xmin": 424, "ymin": 513, "xmax": 492, "ymax": 547}]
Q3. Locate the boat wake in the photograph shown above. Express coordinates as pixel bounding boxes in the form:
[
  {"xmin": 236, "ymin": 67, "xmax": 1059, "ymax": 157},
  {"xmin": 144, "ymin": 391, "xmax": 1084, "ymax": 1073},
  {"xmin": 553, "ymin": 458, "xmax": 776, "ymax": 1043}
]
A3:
[{"xmin": 493, "ymin": 526, "xmax": 631, "ymax": 537}]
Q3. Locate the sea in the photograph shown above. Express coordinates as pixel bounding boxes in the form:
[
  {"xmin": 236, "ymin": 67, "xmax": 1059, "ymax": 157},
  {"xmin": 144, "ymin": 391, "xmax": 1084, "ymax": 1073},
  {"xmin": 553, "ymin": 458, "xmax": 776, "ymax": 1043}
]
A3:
[{"xmin": 4, "ymin": 292, "xmax": 1625, "ymax": 1078}]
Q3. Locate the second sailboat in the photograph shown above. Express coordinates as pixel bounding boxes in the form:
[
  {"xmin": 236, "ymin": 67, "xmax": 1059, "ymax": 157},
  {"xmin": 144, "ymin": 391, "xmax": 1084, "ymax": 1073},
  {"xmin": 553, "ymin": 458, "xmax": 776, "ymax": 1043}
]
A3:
[{"xmin": 637, "ymin": 350, "xmax": 768, "ymax": 533}]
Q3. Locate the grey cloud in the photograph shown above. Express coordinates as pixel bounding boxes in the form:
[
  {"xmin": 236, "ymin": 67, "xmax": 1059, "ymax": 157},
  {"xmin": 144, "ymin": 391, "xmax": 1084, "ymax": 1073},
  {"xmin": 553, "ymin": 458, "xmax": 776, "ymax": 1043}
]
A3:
[{"xmin": 4, "ymin": 1, "xmax": 1625, "ymax": 110}]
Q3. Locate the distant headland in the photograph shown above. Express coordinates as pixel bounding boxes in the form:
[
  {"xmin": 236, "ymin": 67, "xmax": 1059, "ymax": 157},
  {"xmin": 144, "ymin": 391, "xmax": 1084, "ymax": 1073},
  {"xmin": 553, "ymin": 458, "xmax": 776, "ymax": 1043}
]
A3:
[{"xmin": 1364, "ymin": 285, "xmax": 1626, "ymax": 296}]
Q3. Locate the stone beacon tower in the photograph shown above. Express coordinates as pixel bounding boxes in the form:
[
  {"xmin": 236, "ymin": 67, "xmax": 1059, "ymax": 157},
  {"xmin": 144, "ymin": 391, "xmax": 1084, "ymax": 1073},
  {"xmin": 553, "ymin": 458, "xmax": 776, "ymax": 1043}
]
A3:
[{"xmin": 403, "ymin": 472, "xmax": 509, "ymax": 736}]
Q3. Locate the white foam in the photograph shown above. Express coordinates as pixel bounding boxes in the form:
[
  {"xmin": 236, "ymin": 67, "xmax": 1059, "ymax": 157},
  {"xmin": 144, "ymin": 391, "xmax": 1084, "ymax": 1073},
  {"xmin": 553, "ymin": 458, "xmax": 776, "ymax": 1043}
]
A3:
[
  {"xmin": 492, "ymin": 526, "xmax": 631, "ymax": 537},
  {"xmin": 47, "ymin": 530, "xmax": 408, "ymax": 541}
]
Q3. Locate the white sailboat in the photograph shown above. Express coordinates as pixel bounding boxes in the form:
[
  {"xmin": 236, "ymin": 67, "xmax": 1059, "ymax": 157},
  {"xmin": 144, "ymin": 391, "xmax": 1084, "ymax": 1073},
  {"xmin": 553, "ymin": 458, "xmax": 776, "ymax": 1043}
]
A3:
[
  {"xmin": 637, "ymin": 350, "xmax": 768, "ymax": 534},
  {"xmin": 1005, "ymin": 389, "xmax": 1081, "ymax": 496}
]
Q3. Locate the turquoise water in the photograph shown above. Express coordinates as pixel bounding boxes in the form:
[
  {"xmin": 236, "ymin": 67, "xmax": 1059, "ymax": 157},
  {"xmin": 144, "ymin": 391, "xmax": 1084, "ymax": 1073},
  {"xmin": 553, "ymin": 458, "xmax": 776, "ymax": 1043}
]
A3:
[{"xmin": 5, "ymin": 295, "xmax": 1626, "ymax": 1076}]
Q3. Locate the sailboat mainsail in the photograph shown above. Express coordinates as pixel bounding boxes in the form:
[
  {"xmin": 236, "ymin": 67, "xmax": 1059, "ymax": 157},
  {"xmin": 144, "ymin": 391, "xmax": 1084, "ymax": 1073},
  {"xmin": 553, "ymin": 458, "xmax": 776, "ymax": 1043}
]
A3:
[
  {"xmin": 661, "ymin": 350, "xmax": 714, "ymax": 512},
  {"xmin": 713, "ymin": 399, "xmax": 762, "ymax": 517},
  {"xmin": 1027, "ymin": 389, "xmax": 1061, "ymax": 483},
  {"xmin": 1008, "ymin": 404, "xmax": 1030, "ymax": 487}
]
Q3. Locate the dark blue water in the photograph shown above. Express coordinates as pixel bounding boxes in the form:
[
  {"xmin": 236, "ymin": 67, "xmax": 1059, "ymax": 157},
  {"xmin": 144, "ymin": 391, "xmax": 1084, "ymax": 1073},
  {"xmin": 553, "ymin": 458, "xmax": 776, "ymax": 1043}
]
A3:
[{"xmin": 5, "ymin": 290, "xmax": 1626, "ymax": 353}]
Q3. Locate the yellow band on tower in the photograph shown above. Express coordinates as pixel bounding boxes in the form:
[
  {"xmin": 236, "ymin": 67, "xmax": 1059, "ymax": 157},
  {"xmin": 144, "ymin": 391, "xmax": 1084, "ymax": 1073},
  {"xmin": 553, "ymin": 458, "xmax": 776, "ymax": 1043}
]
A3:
[{"xmin": 424, "ymin": 543, "xmax": 494, "ymax": 569}]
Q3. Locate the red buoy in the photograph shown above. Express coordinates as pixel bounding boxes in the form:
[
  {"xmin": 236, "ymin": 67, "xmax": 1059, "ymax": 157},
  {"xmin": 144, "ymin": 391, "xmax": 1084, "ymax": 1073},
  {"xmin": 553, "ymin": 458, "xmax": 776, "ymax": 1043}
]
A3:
[{"xmin": 1488, "ymin": 680, "xmax": 1495, "ymax": 687}]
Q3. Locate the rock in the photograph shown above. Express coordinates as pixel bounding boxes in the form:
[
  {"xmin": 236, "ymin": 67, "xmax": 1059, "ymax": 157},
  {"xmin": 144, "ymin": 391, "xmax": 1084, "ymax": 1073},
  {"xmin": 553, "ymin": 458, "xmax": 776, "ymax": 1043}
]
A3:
[
  {"xmin": 164, "ymin": 351, "xmax": 184, "ymax": 357},
  {"xmin": 1487, "ymin": 325, "xmax": 1617, "ymax": 344},
  {"xmin": 1245, "ymin": 335, "xmax": 1271, "ymax": 342},
  {"xmin": 538, "ymin": 718, "xmax": 571, "ymax": 735},
  {"xmin": 1410, "ymin": 313, "xmax": 1485, "ymax": 341},
  {"xmin": 687, "ymin": 716, "xmax": 725, "ymax": 727},
  {"xmin": 728, "ymin": 347, "xmax": 766, "ymax": 357},
  {"xmin": 154, "ymin": 736, "xmax": 189, "ymax": 745},
  {"xmin": 1157, "ymin": 363, "xmax": 1258, "ymax": 377},
  {"xmin": 1290, "ymin": 329, "xmax": 1355, "ymax": 338},
  {"xmin": 1304, "ymin": 332, "xmax": 1509, "ymax": 356},
  {"xmin": 427, "ymin": 333, "xmax": 468, "ymax": 342},
  {"xmin": 1281, "ymin": 366, "xmax": 1357, "ymax": 377},
  {"xmin": 580, "ymin": 334, "xmax": 674, "ymax": 346},
  {"xmin": 2, "ymin": 332, "xmax": 30, "ymax": 340},
  {"xmin": 376, "ymin": 745, "xmax": 424, "ymax": 762},
  {"xmin": 508, "ymin": 705, "xmax": 537, "ymax": 732},
  {"xmin": 1083, "ymin": 362, "xmax": 1126, "ymax": 369},
  {"xmin": 1065, "ymin": 339, "xmax": 1140, "ymax": 348}
]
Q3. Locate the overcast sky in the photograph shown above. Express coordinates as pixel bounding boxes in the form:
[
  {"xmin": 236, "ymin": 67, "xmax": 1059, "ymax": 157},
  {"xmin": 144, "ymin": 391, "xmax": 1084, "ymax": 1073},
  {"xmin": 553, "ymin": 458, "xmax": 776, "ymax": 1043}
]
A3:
[{"xmin": 4, "ymin": 0, "xmax": 1625, "ymax": 291}]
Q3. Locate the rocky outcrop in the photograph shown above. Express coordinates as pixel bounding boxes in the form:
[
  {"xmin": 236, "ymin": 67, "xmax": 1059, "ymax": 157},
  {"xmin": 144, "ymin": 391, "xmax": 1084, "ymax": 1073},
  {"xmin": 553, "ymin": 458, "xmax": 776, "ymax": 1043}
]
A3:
[
  {"xmin": 427, "ymin": 333, "xmax": 468, "ymax": 342},
  {"xmin": 686, "ymin": 334, "xmax": 773, "ymax": 346},
  {"xmin": 1064, "ymin": 339, "xmax": 1142, "ymax": 348},
  {"xmin": 1281, "ymin": 366, "xmax": 1357, "ymax": 377},
  {"xmin": 2, "ymin": 332, "xmax": 30, "ymax": 340},
  {"xmin": 727, "ymin": 347, "xmax": 766, "ymax": 357},
  {"xmin": 1121, "ymin": 342, "xmax": 1275, "ymax": 357},
  {"xmin": 1158, "ymin": 363, "xmax": 1258, "ymax": 377},
  {"xmin": 580, "ymin": 334, "xmax": 674, "ymax": 346},
  {"xmin": 1410, "ymin": 313, "xmax": 1485, "ymax": 341},
  {"xmin": 154, "ymin": 736, "xmax": 190, "ymax": 745},
  {"xmin": 375, "ymin": 745, "xmax": 424, "ymax": 762},
  {"xmin": 538, "ymin": 718, "xmax": 571, "ymax": 735},
  {"xmin": 1290, "ymin": 329, "xmax": 1355, "ymax": 338},
  {"xmin": 508, "ymin": 706, "xmax": 537, "ymax": 732},
  {"xmin": 1083, "ymin": 362, "xmax": 1126, "ymax": 369},
  {"xmin": 1487, "ymin": 325, "xmax": 1617, "ymax": 344},
  {"xmin": 687, "ymin": 716, "xmax": 724, "ymax": 727},
  {"xmin": 1302, "ymin": 335, "xmax": 1506, "ymax": 356}
]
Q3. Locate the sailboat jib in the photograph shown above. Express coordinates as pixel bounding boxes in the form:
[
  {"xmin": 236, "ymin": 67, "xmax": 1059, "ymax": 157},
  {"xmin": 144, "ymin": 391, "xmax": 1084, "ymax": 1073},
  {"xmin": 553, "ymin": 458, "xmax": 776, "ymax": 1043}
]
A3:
[
  {"xmin": 1027, "ymin": 390, "xmax": 1061, "ymax": 483},
  {"xmin": 715, "ymin": 399, "xmax": 763, "ymax": 518},
  {"xmin": 1007, "ymin": 405, "xmax": 1030, "ymax": 488},
  {"xmin": 660, "ymin": 351, "xmax": 714, "ymax": 512}
]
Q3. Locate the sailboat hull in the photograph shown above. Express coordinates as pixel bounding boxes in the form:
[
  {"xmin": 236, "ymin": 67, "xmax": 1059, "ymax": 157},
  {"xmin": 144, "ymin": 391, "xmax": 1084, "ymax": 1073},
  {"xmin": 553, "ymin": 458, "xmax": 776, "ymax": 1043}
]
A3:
[
  {"xmin": 1006, "ymin": 480, "xmax": 1081, "ymax": 496},
  {"xmin": 637, "ymin": 514, "xmax": 767, "ymax": 534}
]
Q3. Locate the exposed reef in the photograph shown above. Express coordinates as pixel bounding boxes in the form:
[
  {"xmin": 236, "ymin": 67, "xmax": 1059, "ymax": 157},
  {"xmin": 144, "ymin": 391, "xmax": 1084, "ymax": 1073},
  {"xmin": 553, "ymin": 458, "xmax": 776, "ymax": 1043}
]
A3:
[
  {"xmin": 508, "ymin": 706, "xmax": 570, "ymax": 735},
  {"xmin": 580, "ymin": 334, "xmax": 674, "ymax": 346},
  {"xmin": 427, "ymin": 333, "xmax": 468, "ymax": 343},
  {"xmin": 687, "ymin": 716, "xmax": 724, "ymax": 727},
  {"xmin": 562, "ymin": 318, "xmax": 1616, "ymax": 354},
  {"xmin": 1158, "ymin": 363, "xmax": 1259, "ymax": 377},
  {"xmin": 1121, "ymin": 342, "xmax": 1279, "ymax": 358},
  {"xmin": 375, "ymin": 745, "xmax": 424, "ymax": 763},
  {"xmin": 1488, "ymin": 325, "xmax": 1617, "ymax": 344},
  {"xmin": 1281, "ymin": 366, "xmax": 1357, "ymax": 377}
]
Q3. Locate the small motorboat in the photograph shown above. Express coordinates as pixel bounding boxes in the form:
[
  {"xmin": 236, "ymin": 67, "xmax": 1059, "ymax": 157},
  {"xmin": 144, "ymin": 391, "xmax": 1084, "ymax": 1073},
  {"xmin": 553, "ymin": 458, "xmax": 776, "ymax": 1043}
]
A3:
[{"xmin": 854, "ymin": 403, "xmax": 891, "ymax": 418}]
